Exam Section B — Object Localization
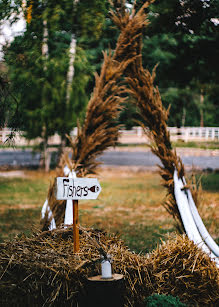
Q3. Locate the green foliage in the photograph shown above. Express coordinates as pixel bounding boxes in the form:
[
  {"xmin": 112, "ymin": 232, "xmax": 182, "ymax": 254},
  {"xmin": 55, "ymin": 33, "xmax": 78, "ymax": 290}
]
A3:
[
  {"xmin": 0, "ymin": 66, "xmax": 21, "ymax": 141},
  {"xmin": 2, "ymin": 0, "xmax": 218, "ymax": 132},
  {"xmin": 2, "ymin": 0, "xmax": 109, "ymax": 145},
  {"xmin": 119, "ymin": 100, "xmax": 141, "ymax": 129},
  {"xmin": 144, "ymin": 294, "xmax": 187, "ymax": 307},
  {"xmin": 115, "ymin": 0, "xmax": 218, "ymax": 128},
  {"xmin": 141, "ymin": 0, "xmax": 219, "ymax": 127},
  {"xmin": 161, "ymin": 87, "xmax": 200, "ymax": 127},
  {"xmin": 76, "ymin": 0, "xmax": 108, "ymax": 40}
]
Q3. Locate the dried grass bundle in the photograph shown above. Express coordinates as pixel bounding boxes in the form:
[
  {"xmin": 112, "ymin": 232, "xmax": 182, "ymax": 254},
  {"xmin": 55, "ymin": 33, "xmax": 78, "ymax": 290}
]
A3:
[
  {"xmin": 0, "ymin": 227, "xmax": 151, "ymax": 306},
  {"xmin": 0, "ymin": 228, "xmax": 218, "ymax": 306},
  {"xmin": 42, "ymin": 1, "xmax": 153, "ymax": 229},
  {"xmin": 148, "ymin": 234, "xmax": 219, "ymax": 305},
  {"xmin": 61, "ymin": 0, "xmax": 153, "ymax": 177},
  {"xmin": 62, "ymin": 0, "xmax": 154, "ymax": 176},
  {"xmin": 126, "ymin": 56, "xmax": 190, "ymax": 231}
]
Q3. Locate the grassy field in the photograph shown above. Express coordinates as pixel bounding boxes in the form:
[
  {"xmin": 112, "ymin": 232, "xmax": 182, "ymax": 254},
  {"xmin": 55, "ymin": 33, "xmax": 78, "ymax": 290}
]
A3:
[
  {"xmin": 0, "ymin": 169, "xmax": 218, "ymax": 253},
  {"xmin": 1, "ymin": 140, "xmax": 219, "ymax": 150},
  {"xmin": 117, "ymin": 141, "xmax": 219, "ymax": 150}
]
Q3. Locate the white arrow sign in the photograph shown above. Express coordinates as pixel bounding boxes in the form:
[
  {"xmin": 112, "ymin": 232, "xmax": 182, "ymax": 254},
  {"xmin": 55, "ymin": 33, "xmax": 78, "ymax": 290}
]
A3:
[{"xmin": 56, "ymin": 177, "xmax": 101, "ymax": 200}]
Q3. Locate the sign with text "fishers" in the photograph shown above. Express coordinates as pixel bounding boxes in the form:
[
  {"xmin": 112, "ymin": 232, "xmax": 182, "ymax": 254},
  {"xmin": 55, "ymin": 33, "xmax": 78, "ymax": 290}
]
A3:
[{"xmin": 56, "ymin": 177, "xmax": 101, "ymax": 200}]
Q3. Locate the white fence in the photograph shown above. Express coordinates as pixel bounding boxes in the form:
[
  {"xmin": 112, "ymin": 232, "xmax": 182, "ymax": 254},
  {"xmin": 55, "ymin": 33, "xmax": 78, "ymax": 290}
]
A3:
[
  {"xmin": 116, "ymin": 127, "xmax": 219, "ymax": 143},
  {"xmin": 168, "ymin": 127, "xmax": 219, "ymax": 142},
  {"xmin": 0, "ymin": 126, "xmax": 218, "ymax": 146},
  {"xmin": 0, "ymin": 128, "xmax": 78, "ymax": 146}
]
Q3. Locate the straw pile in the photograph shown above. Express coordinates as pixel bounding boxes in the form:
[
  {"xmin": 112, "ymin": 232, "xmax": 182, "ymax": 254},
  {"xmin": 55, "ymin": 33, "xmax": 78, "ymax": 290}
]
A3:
[
  {"xmin": 148, "ymin": 235, "xmax": 219, "ymax": 305},
  {"xmin": 0, "ymin": 228, "xmax": 218, "ymax": 306},
  {"xmin": 0, "ymin": 227, "xmax": 152, "ymax": 306}
]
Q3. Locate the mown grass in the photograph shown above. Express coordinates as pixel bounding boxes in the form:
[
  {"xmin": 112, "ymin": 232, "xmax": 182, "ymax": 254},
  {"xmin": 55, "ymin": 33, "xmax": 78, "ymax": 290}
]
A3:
[
  {"xmin": 0, "ymin": 208, "xmax": 40, "ymax": 242},
  {"xmin": 0, "ymin": 170, "xmax": 218, "ymax": 253},
  {"xmin": 117, "ymin": 141, "xmax": 219, "ymax": 150},
  {"xmin": 1, "ymin": 140, "xmax": 218, "ymax": 150},
  {"xmin": 172, "ymin": 140, "xmax": 219, "ymax": 150},
  {"xmin": 200, "ymin": 172, "xmax": 219, "ymax": 192},
  {"xmin": 0, "ymin": 175, "xmax": 49, "ymax": 206}
]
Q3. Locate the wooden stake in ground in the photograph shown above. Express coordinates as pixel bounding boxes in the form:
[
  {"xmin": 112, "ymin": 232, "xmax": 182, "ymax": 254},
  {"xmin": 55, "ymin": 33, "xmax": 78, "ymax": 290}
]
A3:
[{"xmin": 56, "ymin": 177, "xmax": 101, "ymax": 253}]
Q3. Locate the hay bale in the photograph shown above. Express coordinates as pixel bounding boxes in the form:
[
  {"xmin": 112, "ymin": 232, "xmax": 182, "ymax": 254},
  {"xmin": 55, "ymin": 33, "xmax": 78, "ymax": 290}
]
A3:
[
  {"xmin": 148, "ymin": 234, "xmax": 219, "ymax": 306},
  {"xmin": 0, "ymin": 229, "xmax": 218, "ymax": 306},
  {"xmin": 0, "ymin": 227, "xmax": 152, "ymax": 306}
]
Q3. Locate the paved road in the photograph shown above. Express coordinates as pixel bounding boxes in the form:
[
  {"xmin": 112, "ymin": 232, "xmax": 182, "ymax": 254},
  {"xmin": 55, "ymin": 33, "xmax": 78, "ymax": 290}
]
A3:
[
  {"xmin": 0, "ymin": 150, "xmax": 41, "ymax": 167},
  {"xmin": 98, "ymin": 151, "xmax": 219, "ymax": 170},
  {"xmin": 0, "ymin": 149, "xmax": 218, "ymax": 170}
]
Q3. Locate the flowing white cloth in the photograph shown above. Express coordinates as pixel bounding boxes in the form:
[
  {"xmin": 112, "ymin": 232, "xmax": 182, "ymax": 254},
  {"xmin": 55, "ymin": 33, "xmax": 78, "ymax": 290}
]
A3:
[
  {"xmin": 41, "ymin": 165, "xmax": 76, "ymax": 230},
  {"xmin": 41, "ymin": 199, "xmax": 56, "ymax": 230},
  {"xmin": 64, "ymin": 166, "xmax": 76, "ymax": 226},
  {"xmin": 174, "ymin": 170, "xmax": 219, "ymax": 267}
]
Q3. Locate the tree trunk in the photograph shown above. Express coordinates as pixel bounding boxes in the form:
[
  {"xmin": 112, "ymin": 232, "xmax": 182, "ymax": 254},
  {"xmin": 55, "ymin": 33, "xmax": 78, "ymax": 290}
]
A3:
[
  {"xmin": 66, "ymin": 34, "xmax": 77, "ymax": 105},
  {"xmin": 56, "ymin": 134, "xmax": 67, "ymax": 165},
  {"xmin": 56, "ymin": 34, "xmax": 77, "ymax": 164},
  {"xmin": 182, "ymin": 107, "xmax": 186, "ymax": 127},
  {"xmin": 44, "ymin": 138, "xmax": 50, "ymax": 172},
  {"xmin": 42, "ymin": 19, "xmax": 49, "ymax": 59},
  {"xmin": 41, "ymin": 18, "xmax": 50, "ymax": 171},
  {"xmin": 39, "ymin": 136, "xmax": 49, "ymax": 171},
  {"xmin": 200, "ymin": 90, "xmax": 204, "ymax": 127}
]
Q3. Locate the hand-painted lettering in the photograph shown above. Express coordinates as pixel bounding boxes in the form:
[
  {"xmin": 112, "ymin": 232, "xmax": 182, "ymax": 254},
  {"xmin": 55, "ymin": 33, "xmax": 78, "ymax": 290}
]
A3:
[
  {"xmin": 63, "ymin": 179, "xmax": 69, "ymax": 197},
  {"xmin": 58, "ymin": 177, "xmax": 101, "ymax": 199},
  {"xmin": 83, "ymin": 186, "xmax": 88, "ymax": 196}
]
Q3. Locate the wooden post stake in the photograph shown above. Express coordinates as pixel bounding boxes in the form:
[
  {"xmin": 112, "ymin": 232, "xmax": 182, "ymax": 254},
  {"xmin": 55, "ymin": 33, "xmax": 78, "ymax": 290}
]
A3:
[
  {"xmin": 73, "ymin": 199, "xmax": 79, "ymax": 253},
  {"xmin": 56, "ymin": 177, "xmax": 101, "ymax": 253}
]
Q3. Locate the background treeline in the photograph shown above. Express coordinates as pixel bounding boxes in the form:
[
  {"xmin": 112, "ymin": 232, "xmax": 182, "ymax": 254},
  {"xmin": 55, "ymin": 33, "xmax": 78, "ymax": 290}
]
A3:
[{"xmin": 0, "ymin": 0, "xmax": 218, "ymax": 145}]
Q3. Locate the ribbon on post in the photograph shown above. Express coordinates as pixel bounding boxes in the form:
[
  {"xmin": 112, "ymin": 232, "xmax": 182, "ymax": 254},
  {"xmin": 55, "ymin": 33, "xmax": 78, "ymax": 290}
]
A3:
[{"xmin": 64, "ymin": 166, "xmax": 77, "ymax": 227}]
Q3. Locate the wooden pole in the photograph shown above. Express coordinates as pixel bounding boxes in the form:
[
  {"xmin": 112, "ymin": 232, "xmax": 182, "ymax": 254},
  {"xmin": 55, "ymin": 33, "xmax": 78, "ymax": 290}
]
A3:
[{"xmin": 73, "ymin": 200, "xmax": 79, "ymax": 253}]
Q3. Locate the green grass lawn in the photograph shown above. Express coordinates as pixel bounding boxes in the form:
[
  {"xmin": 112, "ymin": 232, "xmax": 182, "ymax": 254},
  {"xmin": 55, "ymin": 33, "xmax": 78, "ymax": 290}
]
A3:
[
  {"xmin": 172, "ymin": 140, "xmax": 219, "ymax": 150},
  {"xmin": 117, "ymin": 141, "xmax": 219, "ymax": 150},
  {"xmin": 0, "ymin": 170, "xmax": 218, "ymax": 253}
]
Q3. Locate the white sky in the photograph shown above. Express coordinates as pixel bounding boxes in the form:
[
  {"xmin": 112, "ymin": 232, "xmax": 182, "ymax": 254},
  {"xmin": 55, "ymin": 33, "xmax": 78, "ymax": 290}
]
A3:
[{"xmin": 0, "ymin": 16, "xmax": 26, "ymax": 60}]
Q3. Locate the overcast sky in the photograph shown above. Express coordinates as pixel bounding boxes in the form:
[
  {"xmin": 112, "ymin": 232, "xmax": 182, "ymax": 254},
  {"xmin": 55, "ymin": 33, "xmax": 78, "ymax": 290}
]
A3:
[{"xmin": 0, "ymin": 16, "xmax": 26, "ymax": 60}]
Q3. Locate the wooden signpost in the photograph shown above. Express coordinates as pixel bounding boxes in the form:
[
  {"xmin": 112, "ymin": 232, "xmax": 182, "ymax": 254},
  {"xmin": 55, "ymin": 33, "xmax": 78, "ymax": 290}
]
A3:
[{"xmin": 56, "ymin": 177, "xmax": 101, "ymax": 253}]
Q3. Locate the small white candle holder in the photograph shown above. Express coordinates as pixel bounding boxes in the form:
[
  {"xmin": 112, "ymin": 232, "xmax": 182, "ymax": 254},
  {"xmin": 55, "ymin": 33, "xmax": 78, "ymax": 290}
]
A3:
[{"xmin": 101, "ymin": 255, "xmax": 112, "ymax": 279}]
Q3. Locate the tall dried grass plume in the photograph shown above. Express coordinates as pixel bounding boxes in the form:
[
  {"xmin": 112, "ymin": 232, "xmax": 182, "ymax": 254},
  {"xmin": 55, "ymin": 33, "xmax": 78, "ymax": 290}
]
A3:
[{"xmin": 41, "ymin": 0, "xmax": 154, "ymax": 230}]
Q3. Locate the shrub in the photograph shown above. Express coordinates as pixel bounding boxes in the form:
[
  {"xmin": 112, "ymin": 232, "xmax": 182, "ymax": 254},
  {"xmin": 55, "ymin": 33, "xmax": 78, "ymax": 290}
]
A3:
[{"xmin": 145, "ymin": 294, "xmax": 187, "ymax": 307}]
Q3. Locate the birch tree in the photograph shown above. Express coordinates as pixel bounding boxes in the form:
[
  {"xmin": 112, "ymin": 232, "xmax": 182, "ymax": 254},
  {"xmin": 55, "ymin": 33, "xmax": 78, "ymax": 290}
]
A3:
[{"xmin": 3, "ymin": 0, "xmax": 108, "ymax": 169}]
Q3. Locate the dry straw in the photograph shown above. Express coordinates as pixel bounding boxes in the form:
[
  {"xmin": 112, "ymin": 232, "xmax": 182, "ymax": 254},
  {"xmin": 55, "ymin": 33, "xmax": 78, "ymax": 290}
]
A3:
[
  {"xmin": 148, "ymin": 234, "xmax": 219, "ymax": 305},
  {"xmin": 0, "ymin": 227, "xmax": 218, "ymax": 306},
  {"xmin": 41, "ymin": 0, "xmax": 154, "ymax": 230},
  {"xmin": 125, "ymin": 38, "xmax": 200, "ymax": 231}
]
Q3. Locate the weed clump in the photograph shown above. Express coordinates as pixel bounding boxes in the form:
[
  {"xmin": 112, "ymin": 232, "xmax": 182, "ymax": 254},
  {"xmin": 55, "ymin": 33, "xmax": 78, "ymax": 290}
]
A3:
[{"xmin": 145, "ymin": 294, "xmax": 187, "ymax": 307}]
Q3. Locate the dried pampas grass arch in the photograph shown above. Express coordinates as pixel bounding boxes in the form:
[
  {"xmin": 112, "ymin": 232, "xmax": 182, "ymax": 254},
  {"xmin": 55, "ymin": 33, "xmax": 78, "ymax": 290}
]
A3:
[
  {"xmin": 40, "ymin": 0, "xmax": 219, "ymax": 267},
  {"xmin": 40, "ymin": 0, "xmax": 153, "ymax": 230},
  {"xmin": 0, "ymin": 2, "xmax": 218, "ymax": 307}
]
